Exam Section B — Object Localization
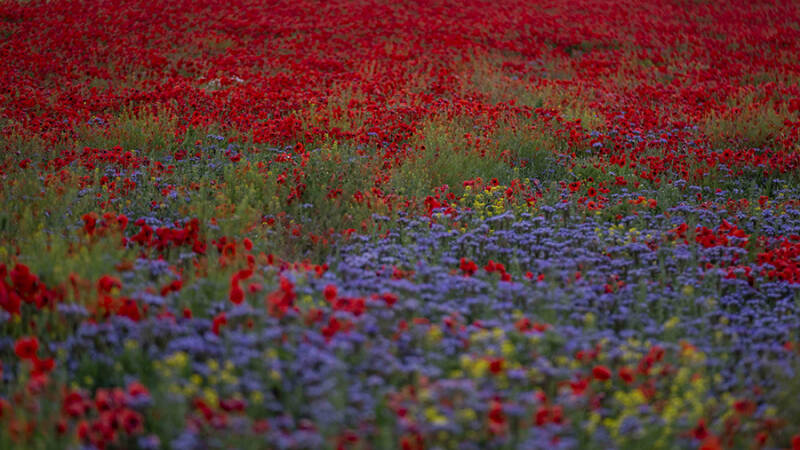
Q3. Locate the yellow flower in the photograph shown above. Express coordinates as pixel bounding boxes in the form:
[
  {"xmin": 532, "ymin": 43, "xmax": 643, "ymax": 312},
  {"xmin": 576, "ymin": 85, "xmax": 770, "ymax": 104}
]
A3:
[
  {"xmin": 207, "ymin": 359, "xmax": 219, "ymax": 372},
  {"xmin": 458, "ymin": 408, "xmax": 477, "ymax": 421},
  {"xmin": 190, "ymin": 374, "xmax": 203, "ymax": 386},
  {"xmin": 428, "ymin": 325, "xmax": 443, "ymax": 343},
  {"xmin": 203, "ymin": 388, "xmax": 218, "ymax": 406},
  {"xmin": 220, "ymin": 371, "xmax": 238, "ymax": 385},
  {"xmin": 470, "ymin": 359, "xmax": 489, "ymax": 378},
  {"xmin": 663, "ymin": 316, "xmax": 680, "ymax": 330},
  {"xmin": 424, "ymin": 407, "xmax": 448, "ymax": 426},
  {"xmin": 166, "ymin": 352, "xmax": 189, "ymax": 369},
  {"xmin": 501, "ymin": 340, "xmax": 514, "ymax": 356}
]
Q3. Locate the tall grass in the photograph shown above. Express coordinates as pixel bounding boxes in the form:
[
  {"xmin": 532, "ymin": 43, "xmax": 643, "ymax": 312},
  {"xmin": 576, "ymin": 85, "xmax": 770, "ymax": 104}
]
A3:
[
  {"xmin": 703, "ymin": 91, "xmax": 795, "ymax": 150},
  {"xmin": 463, "ymin": 54, "xmax": 605, "ymax": 132}
]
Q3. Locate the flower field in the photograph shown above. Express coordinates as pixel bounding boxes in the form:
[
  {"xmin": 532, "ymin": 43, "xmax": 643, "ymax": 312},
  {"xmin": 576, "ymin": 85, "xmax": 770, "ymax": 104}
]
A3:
[{"xmin": 3, "ymin": 0, "xmax": 800, "ymax": 448}]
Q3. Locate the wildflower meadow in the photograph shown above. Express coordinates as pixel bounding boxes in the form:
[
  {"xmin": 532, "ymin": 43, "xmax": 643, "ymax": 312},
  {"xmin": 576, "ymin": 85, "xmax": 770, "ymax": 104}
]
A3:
[{"xmin": 2, "ymin": 0, "xmax": 800, "ymax": 448}]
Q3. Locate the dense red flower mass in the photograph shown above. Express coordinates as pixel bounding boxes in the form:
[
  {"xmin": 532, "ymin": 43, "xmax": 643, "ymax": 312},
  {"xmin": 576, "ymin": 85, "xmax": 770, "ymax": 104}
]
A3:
[{"xmin": 1, "ymin": 0, "xmax": 798, "ymax": 159}]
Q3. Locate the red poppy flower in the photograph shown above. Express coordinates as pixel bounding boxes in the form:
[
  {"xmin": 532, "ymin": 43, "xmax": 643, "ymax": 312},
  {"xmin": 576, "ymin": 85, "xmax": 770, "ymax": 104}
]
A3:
[
  {"xmin": 618, "ymin": 366, "xmax": 635, "ymax": 384},
  {"xmin": 382, "ymin": 293, "xmax": 397, "ymax": 307},
  {"xmin": 488, "ymin": 400, "xmax": 506, "ymax": 434},
  {"xmin": 569, "ymin": 377, "xmax": 588, "ymax": 395},
  {"xmin": 82, "ymin": 213, "xmax": 98, "ymax": 235},
  {"xmin": 120, "ymin": 409, "xmax": 144, "ymax": 435},
  {"xmin": 692, "ymin": 418, "xmax": 709, "ymax": 440},
  {"xmin": 489, "ymin": 358, "xmax": 505, "ymax": 375},
  {"xmin": 94, "ymin": 389, "xmax": 113, "ymax": 412},
  {"xmin": 459, "ymin": 258, "xmax": 478, "ymax": 276},
  {"xmin": 117, "ymin": 298, "xmax": 142, "ymax": 322},
  {"xmin": 117, "ymin": 214, "xmax": 129, "ymax": 231},
  {"xmin": 592, "ymin": 365, "xmax": 611, "ymax": 381},
  {"xmin": 127, "ymin": 381, "xmax": 149, "ymax": 398},
  {"xmin": 229, "ymin": 283, "xmax": 244, "ymax": 304},
  {"xmin": 62, "ymin": 391, "xmax": 86, "ymax": 418},
  {"xmin": 56, "ymin": 419, "xmax": 68, "ymax": 435},
  {"xmin": 97, "ymin": 275, "xmax": 121, "ymax": 294},
  {"xmin": 323, "ymin": 284, "xmax": 338, "ymax": 302},
  {"xmin": 212, "ymin": 312, "xmax": 227, "ymax": 335},
  {"xmin": 33, "ymin": 356, "xmax": 55, "ymax": 375},
  {"xmin": 14, "ymin": 336, "xmax": 39, "ymax": 360},
  {"xmin": 733, "ymin": 399, "xmax": 755, "ymax": 416}
]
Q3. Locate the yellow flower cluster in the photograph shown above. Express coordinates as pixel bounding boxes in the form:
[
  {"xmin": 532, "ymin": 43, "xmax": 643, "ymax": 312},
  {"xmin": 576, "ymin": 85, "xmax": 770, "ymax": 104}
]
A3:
[{"xmin": 457, "ymin": 183, "xmax": 535, "ymax": 224}]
